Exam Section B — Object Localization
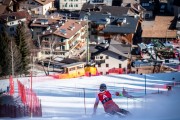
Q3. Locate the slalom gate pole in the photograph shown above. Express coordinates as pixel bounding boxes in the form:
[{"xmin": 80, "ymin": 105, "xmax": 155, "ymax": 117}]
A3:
[{"xmin": 83, "ymin": 88, "xmax": 86, "ymax": 115}]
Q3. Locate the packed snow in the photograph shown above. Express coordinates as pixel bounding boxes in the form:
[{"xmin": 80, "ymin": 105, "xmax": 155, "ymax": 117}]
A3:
[{"xmin": 0, "ymin": 72, "xmax": 180, "ymax": 120}]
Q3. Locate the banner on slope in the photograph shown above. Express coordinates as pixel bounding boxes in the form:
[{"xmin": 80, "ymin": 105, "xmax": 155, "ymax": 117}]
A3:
[{"xmin": 9, "ymin": 75, "xmax": 14, "ymax": 96}]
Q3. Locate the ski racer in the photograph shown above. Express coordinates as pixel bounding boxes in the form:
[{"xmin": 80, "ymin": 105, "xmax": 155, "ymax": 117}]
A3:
[{"xmin": 93, "ymin": 83, "xmax": 130, "ymax": 115}]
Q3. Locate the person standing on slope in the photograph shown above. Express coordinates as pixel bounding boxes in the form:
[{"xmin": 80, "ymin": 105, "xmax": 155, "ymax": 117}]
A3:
[{"xmin": 93, "ymin": 83, "xmax": 129, "ymax": 115}]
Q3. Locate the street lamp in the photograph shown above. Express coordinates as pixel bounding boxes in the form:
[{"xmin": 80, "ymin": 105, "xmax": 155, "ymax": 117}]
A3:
[{"xmin": 84, "ymin": 15, "xmax": 89, "ymax": 65}]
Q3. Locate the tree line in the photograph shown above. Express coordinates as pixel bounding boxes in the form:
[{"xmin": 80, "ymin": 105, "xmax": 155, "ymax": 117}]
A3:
[{"xmin": 0, "ymin": 22, "xmax": 32, "ymax": 77}]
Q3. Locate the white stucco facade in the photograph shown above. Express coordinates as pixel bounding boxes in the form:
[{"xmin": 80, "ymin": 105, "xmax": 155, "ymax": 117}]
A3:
[
  {"xmin": 95, "ymin": 51, "xmax": 128, "ymax": 75},
  {"xmin": 59, "ymin": 0, "xmax": 88, "ymax": 11},
  {"xmin": 19, "ymin": 0, "xmax": 54, "ymax": 15},
  {"xmin": 0, "ymin": 18, "xmax": 27, "ymax": 36},
  {"xmin": 38, "ymin": 26, "xmax": 86, "ymax": 60}
]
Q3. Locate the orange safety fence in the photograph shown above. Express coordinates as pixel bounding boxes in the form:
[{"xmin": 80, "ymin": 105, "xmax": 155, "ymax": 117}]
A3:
[
  {"xmin": 108, "ymin": 68, "xmax": 123, "ymax": 74},
  {"xmin": 17, "ymin": 80, "xmax": 42, "ymax": 117}
]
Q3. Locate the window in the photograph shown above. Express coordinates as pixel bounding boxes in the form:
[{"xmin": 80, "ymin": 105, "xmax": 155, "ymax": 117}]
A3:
[
  {"xmin": 106, "ymin": 64, "xmax": 109, "ymax": 67},
  {"xmin": 69, "ymin": 67, "xmax": 76, "ymax": 71},
  {"xmin": 142, "ymin": 3, "xmax": 149, "ymax": 6},
  {"xmin": 45, "ymin": 44, "xmax": 49, "ymax": 48},
  {"xmin": 64, "ymin": 3, "xmax": 67, "ymax": 7},
  {"xmin": 61, "ymin": 38, "xmax": 64, "ymax": 42},
  {"xmin": 100, "ymin": 56, "xmax": 103, "ymax": 59},
  {"xmin": 77, "ymin": 65, "xmax": 83, "ymax": 69},
  {"xmin": 10, "ymin": 27, "xmax": 14, "ymax": 31},
  {"xmin": 45, "ymin": 37, "xmax": 49, "ymax": 41},
  {"xmin": 119, "ymin": 64, "xmax": 121, "ymax": 68},
  {"xmin": 161, "ymin": 5, "xmax": 165, "ymax": 9},
  {"xmin": 98, "ymin": 64, "xmax": 101, "ymax": 67},
  {"xmin": 45, "ymin": 51, "xmax": 50, "ymax": 54},
  {"xmin": 62, "ymin": 46, "xmax": 65, "ymax": 50},
  {"xmin": 106, "ymin": 56, "xmax": 109, "ymax": 59},
  {"xmin": 145, "ymin": 14, "xmax": 150, "ymax": 18},
  {"xmin": 96, "ymin": 56, "xmax": 99, "ymax": 59},
  {"xmin": 31, "ymin": 2, "xmax": 35, "ymax": 5}
]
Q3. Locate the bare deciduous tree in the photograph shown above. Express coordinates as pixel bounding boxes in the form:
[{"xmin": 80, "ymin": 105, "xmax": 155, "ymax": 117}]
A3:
[{"xmin": 47, "ymin": 34, "xmax": 57, "ymax": 75}]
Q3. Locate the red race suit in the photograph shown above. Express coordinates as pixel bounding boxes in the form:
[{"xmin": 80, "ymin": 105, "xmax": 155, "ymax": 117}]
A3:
[{"xmin": 96, "ymin": 90, "xmax": 121, "ymax": 114}]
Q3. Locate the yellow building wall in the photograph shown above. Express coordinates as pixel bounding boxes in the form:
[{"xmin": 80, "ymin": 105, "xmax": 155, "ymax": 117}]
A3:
[
  {"xmin": 59, "ymin": 68, "xmax": 85, "ymax": 79},
  {"xmin": 84, "ymin": 67, "xmax": 97, "ymax": 75}
]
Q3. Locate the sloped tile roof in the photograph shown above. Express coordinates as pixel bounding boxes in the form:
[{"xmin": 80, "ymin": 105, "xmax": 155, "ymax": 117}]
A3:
[
  {"xmin": 42, "ymin": 19, "xmax": 86, "ymax": 39},
  {"xmin": 100, "ymin": 6, "xmax": 130, "ymax": 16},
  {"xmin": 53, "ymin": 20, "xmax": 86, "ymax": 39},
  {"xmin": 90, "ymin": 40, "xmax": 130, "ymax": 58},
  {"xmin": 108, "ymin": 39, "xmax": 130, "ymax": 58},
  {"xmin": 81, "ymin": 3, "xmax": 102, "ymax": 11},
  {"xmin": 35, "ymin": 0, "xmax": 54, "ymax": 5},
  {"xmin": 81, "ymin": 3, "xmax": 130, "ymax": 16},
  {"xmin": 0, "ymin": 11, "xmax": 30, "ymax": 22},
  {"xmin": 103, "ymin": 16, "xmax": 139, "ymax": 34},
  {"xmin": 30, "ymin": 18, "xmax": 60, "ymax": 27}
]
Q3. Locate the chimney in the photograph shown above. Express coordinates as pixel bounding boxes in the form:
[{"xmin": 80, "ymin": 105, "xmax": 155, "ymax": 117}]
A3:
[{"xmin": 123, "ymin": 18, "xmax": 126, "ymax": 24}]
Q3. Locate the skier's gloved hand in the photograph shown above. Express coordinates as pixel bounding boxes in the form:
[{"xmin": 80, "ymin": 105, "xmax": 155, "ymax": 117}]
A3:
[{"xmin": 115, "ymin": 92, "xmax": 123, "ymax": 96}]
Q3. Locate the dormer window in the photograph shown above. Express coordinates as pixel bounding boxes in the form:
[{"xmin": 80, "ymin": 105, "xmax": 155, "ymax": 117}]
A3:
[
  {"xmin": 31, "ymin": 2, "xmax": 35, "ymax": 5},
  {"xmin": 142, "ymin": 3, "xmax": 149, "ymax": 7}
]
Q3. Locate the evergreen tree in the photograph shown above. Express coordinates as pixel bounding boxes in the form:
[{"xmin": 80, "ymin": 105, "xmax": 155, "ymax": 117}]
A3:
[
  {"xmin": 0, "ymin": 30, "xmax": 11, "ymax": 76},
  {"xmin": 7, "ymin": 39, "xmax": 22, "ymax": 76},
  {"xmin": 15, "ymin": 22, "xmax": 31, "ymax": 75},
  {"xmin": 0, "ymin": 28, "xmax": 22, "ymax": 77}
]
